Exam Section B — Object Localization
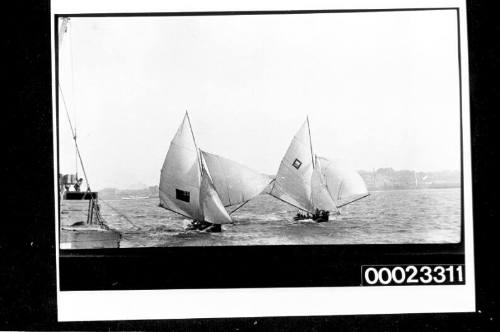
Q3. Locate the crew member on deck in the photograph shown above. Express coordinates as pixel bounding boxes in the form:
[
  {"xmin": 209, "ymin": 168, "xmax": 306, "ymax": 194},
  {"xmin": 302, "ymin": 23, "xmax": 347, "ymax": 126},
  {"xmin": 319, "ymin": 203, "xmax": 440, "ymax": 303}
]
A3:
[
  {"xmin": 74, "ymin": 178, "xmax": 83, "ymax": 192},
  {"xmin": 314, "ymin": 208, "xmax": 320, "ymax": 220}
]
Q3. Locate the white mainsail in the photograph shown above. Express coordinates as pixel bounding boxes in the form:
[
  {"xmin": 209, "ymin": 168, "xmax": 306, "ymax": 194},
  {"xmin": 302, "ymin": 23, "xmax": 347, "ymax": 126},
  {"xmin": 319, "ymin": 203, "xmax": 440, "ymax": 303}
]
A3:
[
  {"xmin": 159, "ymin": 113, "xmax": 233, "ymax": 224},
  {"xmin": 311, "ymin": 156, "xmax": 338, "ymax": 212},
  {"xmin": 159, "ymin": 114, "xmax": 203, "ymax": 220},
  {"xmin": 270, "ymin": 118, "xmax": 368, "ymax": 214},
  {"xmin": 201, "ymin": 150, "xmax": 272, "ymax": 210},
  {"xmin": 316, "ymin": 156, "xmax": 369, "ymax": 208},
  {"xmin": 269, "ymin": 120, "xmax": 315, "ymax": 213}
]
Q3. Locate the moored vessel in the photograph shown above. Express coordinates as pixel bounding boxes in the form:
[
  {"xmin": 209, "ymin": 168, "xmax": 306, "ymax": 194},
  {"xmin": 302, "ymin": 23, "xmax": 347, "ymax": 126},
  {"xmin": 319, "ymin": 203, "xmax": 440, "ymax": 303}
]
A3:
[{"xmin": 58, "ymin": 17, "xmax": 121, "ymax": 248}]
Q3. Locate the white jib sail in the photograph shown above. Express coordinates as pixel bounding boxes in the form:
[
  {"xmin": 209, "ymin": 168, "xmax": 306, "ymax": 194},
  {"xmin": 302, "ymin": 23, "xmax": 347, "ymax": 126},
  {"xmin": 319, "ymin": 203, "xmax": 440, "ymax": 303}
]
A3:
[
  {"xmin": 200, "ymin": 150, "xmax": 272, "ymax": 208},
  {"xmin": 311, "ymin": 156, "xmax": 338, "ymax": 212},
  {"xmin": 159, "ymin": 114, "xmax": 204, "ymax": 220},
  {"xmin": 270, "ymin": 120, "xmax": 315, "ymax": 213},
  {"xmin": 317, "ymin": 156, "xmax": 369, "ymax": 207},
  {"xmin": 199, "ymin": 157, "xmax": 233, "ymax": 224}
]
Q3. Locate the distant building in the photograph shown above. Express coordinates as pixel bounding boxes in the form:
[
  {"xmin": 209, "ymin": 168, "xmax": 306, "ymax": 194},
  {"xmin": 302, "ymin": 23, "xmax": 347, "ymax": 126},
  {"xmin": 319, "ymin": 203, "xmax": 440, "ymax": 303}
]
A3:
[{"xmin": 359, "ymin": 169, "xmax": 460, "ymax": 190}]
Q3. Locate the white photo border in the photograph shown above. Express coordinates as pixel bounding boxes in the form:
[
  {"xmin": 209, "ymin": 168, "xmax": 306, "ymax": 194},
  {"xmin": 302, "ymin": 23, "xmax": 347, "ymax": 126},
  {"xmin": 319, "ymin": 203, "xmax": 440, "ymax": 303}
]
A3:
[{"xmin": 52, "ymin": 0, "xmax": 475, "ymax": 321}]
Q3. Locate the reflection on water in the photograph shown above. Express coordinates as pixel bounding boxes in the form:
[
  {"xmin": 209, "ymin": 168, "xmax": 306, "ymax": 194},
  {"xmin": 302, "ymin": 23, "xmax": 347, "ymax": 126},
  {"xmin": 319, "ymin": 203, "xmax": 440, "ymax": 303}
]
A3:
[{"xmin": 60, "ymin": 188, "xmax": 461, "ymax": 247}]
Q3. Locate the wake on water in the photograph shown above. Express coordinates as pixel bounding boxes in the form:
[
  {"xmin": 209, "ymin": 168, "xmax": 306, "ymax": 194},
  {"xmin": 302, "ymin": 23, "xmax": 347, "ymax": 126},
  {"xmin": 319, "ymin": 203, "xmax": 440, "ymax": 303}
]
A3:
[{"xmin": 61, "ymin": 189, "xmax": 461, "ymax": 246}]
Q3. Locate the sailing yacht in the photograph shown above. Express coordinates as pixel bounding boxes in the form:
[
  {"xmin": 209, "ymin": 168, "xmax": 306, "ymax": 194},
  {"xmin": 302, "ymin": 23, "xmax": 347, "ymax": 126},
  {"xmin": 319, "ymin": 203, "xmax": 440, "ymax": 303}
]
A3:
[
  {"xmin": 269, "ymin": 117, "xmax": 369, "ymax": 222},
  {"xmin": 159, "ymin": 112, "xmax": 272, "ymax": 232}
]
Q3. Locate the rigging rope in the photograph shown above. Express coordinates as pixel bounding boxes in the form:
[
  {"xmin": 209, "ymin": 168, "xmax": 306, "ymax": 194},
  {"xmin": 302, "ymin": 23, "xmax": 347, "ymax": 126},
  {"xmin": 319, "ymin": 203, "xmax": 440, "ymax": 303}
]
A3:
[
  {"xmin": 69, "ymin": 20, "xmax": 78, "ymax": 178},
  {"xmin": 60, "ymin": 85, "xmax": 107, "ymax": 228},
  {"xmin": 59, "ymin": 18, "xmax": 108, "ymax": 229},
  {"xmin": 99, "ymin": 199, "xmax": 140, "ymax": 230},
  {"xmin": 59, "ymin": 86, "xmax": 91, "ymax": 191},
  {"xmin": 228, "ymin": 200, "xmax": 250, "ymax": 215}
]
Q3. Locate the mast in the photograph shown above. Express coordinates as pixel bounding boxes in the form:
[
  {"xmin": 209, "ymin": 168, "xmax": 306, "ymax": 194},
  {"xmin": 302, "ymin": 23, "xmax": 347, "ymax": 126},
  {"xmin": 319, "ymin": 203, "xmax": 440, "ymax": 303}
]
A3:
[
  {"xmin": 185, "ymin": 110, "xmax": 203, "ymax": 174},
  {"xmin": 59, "ymin": 88, "xmax": 91, "ymax": 190},
  {"xmin": 269, "ymin": 120, "xmax": 315, "ymax": 213},
  {"xmin": 59, "ymin": 17, "xmax": 79, "ymax": 180},
  {"xmin": 159, "ymin": 113, "xmax": 204, "ymax": 221},
  {"xmin": 307, "ymin": 116, "xmax": 315, "ymax": 169},
  {"xmin": 58, "ymin": 17, "xmax": 70, "ymax": 45},
  {"xmin": 58, "ymin": 18, "xmax": 106, "ymax": 227},
  {"xmin": 69, "ymin": 18, "xmax": 78, "ymax": 180},
  {"xmin": 59, "ymin": 17, "xmax": 88, "ymax": 189}
]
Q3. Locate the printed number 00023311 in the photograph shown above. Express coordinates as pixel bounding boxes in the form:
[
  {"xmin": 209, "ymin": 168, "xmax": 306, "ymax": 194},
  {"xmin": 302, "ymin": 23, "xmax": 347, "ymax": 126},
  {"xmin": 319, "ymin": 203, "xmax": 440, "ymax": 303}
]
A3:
[{"xmin": 361, "ymin": 265, "xmax": 464, "ymax": 286}]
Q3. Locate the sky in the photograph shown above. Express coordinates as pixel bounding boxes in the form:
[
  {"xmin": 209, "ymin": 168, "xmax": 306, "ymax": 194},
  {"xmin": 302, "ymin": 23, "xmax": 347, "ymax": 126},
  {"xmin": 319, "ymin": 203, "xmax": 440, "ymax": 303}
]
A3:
[{"xmin": 57, "ymin": 10, "xmax": 462, "ymax": 190}]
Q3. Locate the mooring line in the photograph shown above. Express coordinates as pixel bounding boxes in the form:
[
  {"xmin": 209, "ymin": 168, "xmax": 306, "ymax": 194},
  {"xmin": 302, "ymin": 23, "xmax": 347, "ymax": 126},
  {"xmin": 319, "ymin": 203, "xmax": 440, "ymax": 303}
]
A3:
[{"xmin": 99, "ymin": 199, "xmax": 140, "ymax": 230}]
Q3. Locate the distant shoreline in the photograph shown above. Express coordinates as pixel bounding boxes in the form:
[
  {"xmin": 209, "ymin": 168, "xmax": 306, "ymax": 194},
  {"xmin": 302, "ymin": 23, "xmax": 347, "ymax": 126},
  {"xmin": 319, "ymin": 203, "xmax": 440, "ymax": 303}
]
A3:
[
  {"xmin": 367, "ymin": 185, "xmax": 460, "ymax": 192},
  {"xmin": 93, "ymin": 168, "xmax": 460, "ymax": 199},
  {"xmin": 94, "ymin": 184, "xmax": 460, "ymax": 200}
]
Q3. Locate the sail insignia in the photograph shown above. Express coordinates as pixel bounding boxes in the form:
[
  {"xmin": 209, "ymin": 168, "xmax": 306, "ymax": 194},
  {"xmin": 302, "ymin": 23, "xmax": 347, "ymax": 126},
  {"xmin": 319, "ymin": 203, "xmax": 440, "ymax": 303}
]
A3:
[
  {"xmin": 159, "ymin": 113, "xmax": 203, "ymax": 220},
  {"xmin": 161, "ymin": 113, "xmax": 266, "ymax": 224},
  {"xmin": 269, "ymin": 120, "xmax": 315, "ymax": 213},
  {"xmin": 270, "ymin": 118, "xmax": 368, "ymax": 213},
  {"xmin": 292, "ymin": 158, "xmax": 302, "ymax": 169},
  {"xmin": 175, "ymin": 189, "xmax": 190, "ymax": 203}
]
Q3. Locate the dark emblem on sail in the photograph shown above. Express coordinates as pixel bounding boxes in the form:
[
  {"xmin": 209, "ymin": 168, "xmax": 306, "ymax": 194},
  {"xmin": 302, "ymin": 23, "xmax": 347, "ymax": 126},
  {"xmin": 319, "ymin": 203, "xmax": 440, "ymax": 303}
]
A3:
[
  {"xmin": 292, "ymin": 158, "xmax": 302, "ymax": 170},
  {"xmin": 175, "ymin": 189, "xmax": 190, "ymax": 202}
]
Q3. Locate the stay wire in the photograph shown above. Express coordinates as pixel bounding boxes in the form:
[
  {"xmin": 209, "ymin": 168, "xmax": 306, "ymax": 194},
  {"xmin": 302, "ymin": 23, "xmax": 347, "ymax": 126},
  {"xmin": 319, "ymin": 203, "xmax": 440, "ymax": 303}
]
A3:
[
  {"xmin": 59, "ymin": 86, "xmax": 91, "ymax": 191},
  {"xmin": 60, "ymin": 86, "xmax": 105, "ymax": 227},
  {"xmin": 99, "ymin": 199, "xmax": 140, "ymax": 230}
]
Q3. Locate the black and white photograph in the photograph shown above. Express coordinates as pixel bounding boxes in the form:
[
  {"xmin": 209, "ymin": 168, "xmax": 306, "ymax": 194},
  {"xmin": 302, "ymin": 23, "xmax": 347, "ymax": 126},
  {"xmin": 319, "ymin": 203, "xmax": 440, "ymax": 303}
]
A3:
[
  {"xmin": 57, "ymin": 8, "xmax": 462, "ymax": 248},
  {"xmin": 50, "ymin": 0, "xmax": 476, "ymax": 322},
  {"xmin": 8, "ymin": 0, "xmax": 500, "ymax": 329}
]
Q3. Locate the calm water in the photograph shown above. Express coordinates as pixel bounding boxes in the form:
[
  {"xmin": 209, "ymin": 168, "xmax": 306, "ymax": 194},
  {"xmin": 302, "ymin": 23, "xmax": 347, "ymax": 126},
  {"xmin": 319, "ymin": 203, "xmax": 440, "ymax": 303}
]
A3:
[{"xmin": 60, "ymin": 188, "xmax": 461, "ymax": 247}]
